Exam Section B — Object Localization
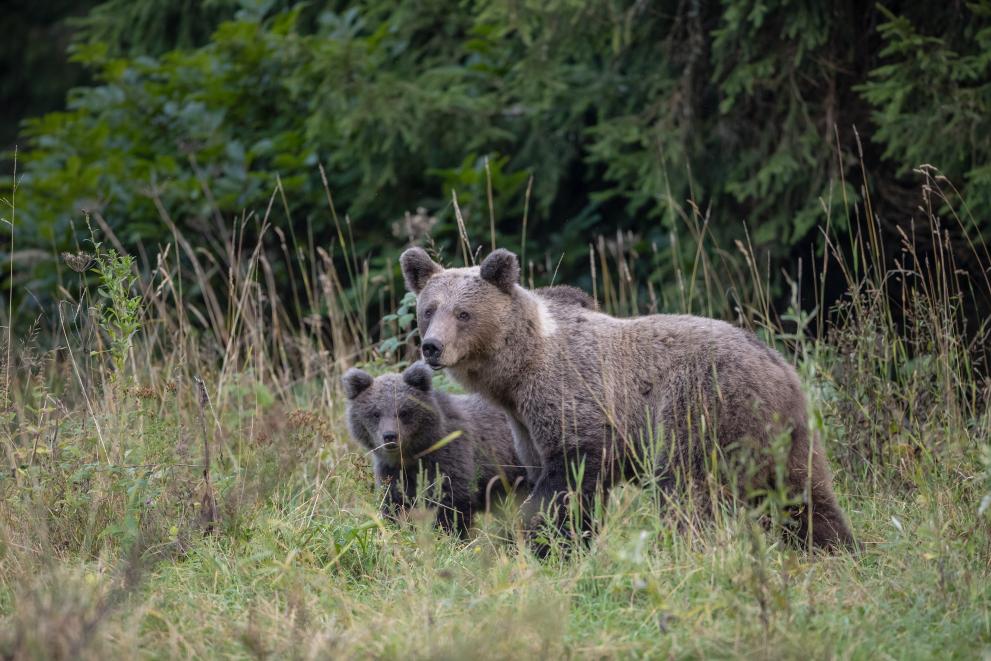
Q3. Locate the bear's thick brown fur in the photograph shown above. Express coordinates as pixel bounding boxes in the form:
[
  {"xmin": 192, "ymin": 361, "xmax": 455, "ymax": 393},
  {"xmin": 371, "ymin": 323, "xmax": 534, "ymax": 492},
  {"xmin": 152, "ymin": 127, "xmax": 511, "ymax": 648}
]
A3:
[
  {"xmin": 343, "ymin": 361, "xmax": 527, "ymax": 535},
  {"xmin": 400, "ymin": 247, "xmax": 855, "ymax": 551},
  {"xmin": 534, "ymin": 285, "xmax": 597, "ymax": 310}
]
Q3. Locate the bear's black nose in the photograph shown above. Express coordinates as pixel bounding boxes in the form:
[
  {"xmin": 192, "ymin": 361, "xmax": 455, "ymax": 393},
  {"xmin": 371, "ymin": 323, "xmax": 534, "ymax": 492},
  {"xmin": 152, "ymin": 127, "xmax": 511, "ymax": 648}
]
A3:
[
  {"xmin": 421, "ymin": 339, "xmax": 443, "ymax": 363},
  {"xmin": 382, "ymin": 432, "xmax": 398, "ymax": 448}
]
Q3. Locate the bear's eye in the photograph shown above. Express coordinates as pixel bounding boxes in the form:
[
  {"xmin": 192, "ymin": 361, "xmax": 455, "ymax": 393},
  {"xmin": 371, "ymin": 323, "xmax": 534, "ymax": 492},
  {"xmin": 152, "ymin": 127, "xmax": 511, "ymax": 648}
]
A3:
[
  {"xmin": 423, "ymin": 307, "xmax": 435, "ymax": 319},
  {"xmin": 456, "ymin": 310, "xmax": 470, "ymax": 322},
  {"xmin": 398, "ymin": 409, "xmax": 413, "ymax": 423},
  {"xmin": 369, "ymin": 410, "xmax": 381, "ymax": 420}
]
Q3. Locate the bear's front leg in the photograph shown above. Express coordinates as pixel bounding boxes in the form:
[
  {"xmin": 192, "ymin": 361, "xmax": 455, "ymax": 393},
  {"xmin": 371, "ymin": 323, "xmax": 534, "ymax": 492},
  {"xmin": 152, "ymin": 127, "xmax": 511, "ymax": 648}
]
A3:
[
  {"xmin": 374, "ymin": 461, "xmax": 410, "ymax": 522},
  {"xmin": 524, "ymin": 446, "xmax": 605, "ymax": 556},
  {"xmin": 434, "ymin": 469, "xmax": 474, "ymax": 537}
]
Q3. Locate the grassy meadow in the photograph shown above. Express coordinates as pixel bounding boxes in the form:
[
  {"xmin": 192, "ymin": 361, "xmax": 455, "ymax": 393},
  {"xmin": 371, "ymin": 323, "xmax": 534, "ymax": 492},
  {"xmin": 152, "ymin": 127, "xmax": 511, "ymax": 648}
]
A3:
[{"xmin": 2, "ymin": 170, "xmax": 990, "ymax": 660}]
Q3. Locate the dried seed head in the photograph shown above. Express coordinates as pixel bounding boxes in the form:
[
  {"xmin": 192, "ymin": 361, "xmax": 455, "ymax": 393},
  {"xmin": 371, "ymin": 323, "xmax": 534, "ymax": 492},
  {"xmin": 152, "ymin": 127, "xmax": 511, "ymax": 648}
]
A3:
[
  {"xmin": 61, "ymin": 252, "xmax": 95, "ymax": 273},
  {"xmin": 392, "ymin": 207, "xmax": 438, "ymax": 243}
]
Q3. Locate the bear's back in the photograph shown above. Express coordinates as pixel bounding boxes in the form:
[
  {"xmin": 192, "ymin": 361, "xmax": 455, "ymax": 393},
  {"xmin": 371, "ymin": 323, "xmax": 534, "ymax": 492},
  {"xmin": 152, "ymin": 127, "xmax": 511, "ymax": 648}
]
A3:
[
  {"xmin": 529, "ymin": 302, "xmax": 805, "ymax": 443},
  {"xmin": 543, "ymin": 303, "xmax": 795, "ymax": 388}
]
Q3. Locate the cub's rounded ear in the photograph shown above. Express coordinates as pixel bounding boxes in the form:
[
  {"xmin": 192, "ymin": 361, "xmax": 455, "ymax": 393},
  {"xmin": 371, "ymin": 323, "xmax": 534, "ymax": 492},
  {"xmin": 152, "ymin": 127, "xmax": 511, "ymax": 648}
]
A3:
[
  {"xmin": 402, "ymin": 362, "xmax": 433, "ymax": 392},
  {"xmin": 480, "ymin": 248, "xmax": 519, "ymax": 294},
  {"xmin": 400, "ymin": 247, "xmax": 442, "ymax": 295},
  {"xmin": 341, "ymin": 368, "xmax": 374, "ymax": 399}
]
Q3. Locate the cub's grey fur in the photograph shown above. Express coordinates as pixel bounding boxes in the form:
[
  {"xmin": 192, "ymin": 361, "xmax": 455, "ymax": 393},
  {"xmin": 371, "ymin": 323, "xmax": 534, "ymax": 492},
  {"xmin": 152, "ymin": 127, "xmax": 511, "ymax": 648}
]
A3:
[
  {"xmin": 342, "ymin": 361, "xmax": 526, "ymax": 534},
  {"xmin": 400, "ymin": 247, "xmax": 855, "ymax": 551}
]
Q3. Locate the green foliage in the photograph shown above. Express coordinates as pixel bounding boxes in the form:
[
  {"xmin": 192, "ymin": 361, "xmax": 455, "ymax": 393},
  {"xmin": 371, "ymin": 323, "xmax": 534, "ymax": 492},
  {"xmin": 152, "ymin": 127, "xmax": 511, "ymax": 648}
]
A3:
[
  {"xmin": 93, "ymin": 245, "xmax": 142, "ymax": 377},
  {"xmin": 378, "ymin": 290, "xmax": 417, "ymax": 357},
  {"xmin": 7, "ymin": 0, "xmax": 991, "ymax": 331},
  {"xmin": 71, "ymin": 0, "xmax": 261, "ymax": 57},
  {"xmin": 858, "ymin": 3, "xmax": 991, "ymax": 222}
]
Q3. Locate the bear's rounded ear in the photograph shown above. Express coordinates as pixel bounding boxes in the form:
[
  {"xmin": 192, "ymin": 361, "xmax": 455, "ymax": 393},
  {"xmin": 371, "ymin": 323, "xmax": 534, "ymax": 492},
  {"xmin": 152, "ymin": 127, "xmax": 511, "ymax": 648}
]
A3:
[
  {"xmin": 480, "ymin": 248, "xmax": 519, "ymax": 294},
  {"xmin": 400, "ymin": 247, "xmax": 442, "ymax": 295},
  {"xmin": 341, "ymin": 368, "xmax": 374, "ymax": 399},
  {"xmin": 402, "ymin": 362, "xmax": 433, "ymax": 392}
]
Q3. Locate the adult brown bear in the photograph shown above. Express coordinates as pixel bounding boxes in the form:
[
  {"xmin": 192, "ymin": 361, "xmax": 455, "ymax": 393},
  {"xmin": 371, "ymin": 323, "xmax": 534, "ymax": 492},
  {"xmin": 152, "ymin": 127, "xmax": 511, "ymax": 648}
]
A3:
[{"xmin": 400, "ymin": 247, "xmax": 855, "ymax": 552}]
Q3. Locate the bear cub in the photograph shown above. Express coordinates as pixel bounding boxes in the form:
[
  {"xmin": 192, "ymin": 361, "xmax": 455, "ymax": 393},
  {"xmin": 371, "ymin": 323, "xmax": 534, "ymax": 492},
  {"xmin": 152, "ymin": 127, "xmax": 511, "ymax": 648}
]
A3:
[{"xmin": 343, "ymin": 361, "xmax": 526, "ymax": 535}]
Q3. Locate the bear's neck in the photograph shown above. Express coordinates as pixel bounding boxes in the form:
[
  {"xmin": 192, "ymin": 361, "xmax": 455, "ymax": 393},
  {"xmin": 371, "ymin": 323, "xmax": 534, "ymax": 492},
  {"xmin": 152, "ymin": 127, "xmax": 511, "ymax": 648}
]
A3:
[
  {"xmin": 449, "ymin": 287, "xmax": 548, "ymax": 413},
  {"xmin": 399, "ymin": 392, "xmax": 454, "ymax": 464}
]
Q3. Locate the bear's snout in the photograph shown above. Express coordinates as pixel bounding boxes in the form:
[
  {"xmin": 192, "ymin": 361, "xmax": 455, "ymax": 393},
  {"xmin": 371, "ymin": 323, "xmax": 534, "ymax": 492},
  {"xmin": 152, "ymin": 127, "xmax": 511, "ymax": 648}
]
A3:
[
  {"xmin": 381, "ymin": 431, "xmax": 398, "ymax": 449},
  {"xmin": 421, "ymin": 339, "xmax": 444, "ymax": 367}
]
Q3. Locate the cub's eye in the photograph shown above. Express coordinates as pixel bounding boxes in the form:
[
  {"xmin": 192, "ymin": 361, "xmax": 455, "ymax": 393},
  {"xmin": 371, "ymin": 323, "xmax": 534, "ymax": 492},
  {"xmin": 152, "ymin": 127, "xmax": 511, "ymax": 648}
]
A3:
[
  {"xmin": 423, "ymin": 308, "xmax": 434, "ymax": 319},
  {"xmin": 369, "ymin": 410, "xmax": 381, "ymax": 420},
  {"xmin": 398, "ymin": 409, "xmax": 413, "ymax": 423},
  {"xmin": 456, "ymin": 310, "xmax": 470, "ymax": 322}
]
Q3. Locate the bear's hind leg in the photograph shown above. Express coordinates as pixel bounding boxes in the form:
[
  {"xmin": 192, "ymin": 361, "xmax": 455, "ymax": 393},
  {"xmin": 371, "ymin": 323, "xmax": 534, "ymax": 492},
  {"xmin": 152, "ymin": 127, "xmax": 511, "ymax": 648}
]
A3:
[
  {"xmin": 791, "ymin": 483, "xmax": 856, "ymax": 552},
  {"xmin": 786, "ymin": 432, "xmax": 856, "ymax": 552}
]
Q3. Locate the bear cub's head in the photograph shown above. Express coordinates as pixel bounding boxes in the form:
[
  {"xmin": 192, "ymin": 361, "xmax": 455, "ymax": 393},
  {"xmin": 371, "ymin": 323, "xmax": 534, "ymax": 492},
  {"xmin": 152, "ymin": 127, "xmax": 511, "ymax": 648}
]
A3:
[
  {"xmin": 342, "ymin": 362, "xmax": 442, "ymax": 465},
  {"xmin": 400, "ymin": 247, "xmax": 521, "ymax": 370}
]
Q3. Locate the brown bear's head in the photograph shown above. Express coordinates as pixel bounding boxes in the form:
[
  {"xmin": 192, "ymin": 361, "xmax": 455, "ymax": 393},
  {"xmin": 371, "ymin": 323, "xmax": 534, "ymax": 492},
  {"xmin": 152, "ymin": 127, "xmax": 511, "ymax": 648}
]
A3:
[
  {"xmin": 341, "ymin": 362, "xmax": 443, "ymax": 464},
  {"xmin": 400, "ymin": 247, "xmax": 519, "ymax": 370}
]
